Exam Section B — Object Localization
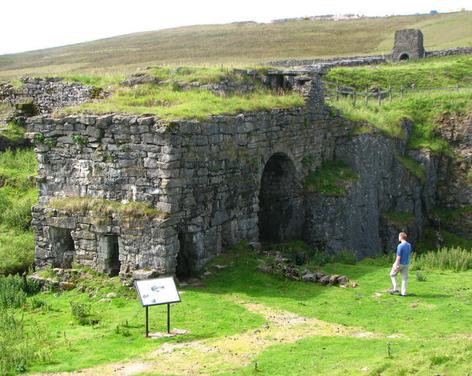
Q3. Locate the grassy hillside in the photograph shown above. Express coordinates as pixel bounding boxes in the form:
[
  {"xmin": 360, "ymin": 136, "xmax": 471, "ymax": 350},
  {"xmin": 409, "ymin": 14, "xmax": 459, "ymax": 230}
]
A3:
[
  {"xmin": 325, "ymin": 55, "xmax": 472, "ymax": 153},
  {"xmin": 1, "ymin": 11, "xmax": 472, "ymax": 80}
]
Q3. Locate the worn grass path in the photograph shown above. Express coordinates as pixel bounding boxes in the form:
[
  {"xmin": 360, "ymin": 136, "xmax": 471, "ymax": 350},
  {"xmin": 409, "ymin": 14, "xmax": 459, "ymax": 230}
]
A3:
[{"xmin": 31, "ymin": 297, "xmax": 383, "ymax": 376}]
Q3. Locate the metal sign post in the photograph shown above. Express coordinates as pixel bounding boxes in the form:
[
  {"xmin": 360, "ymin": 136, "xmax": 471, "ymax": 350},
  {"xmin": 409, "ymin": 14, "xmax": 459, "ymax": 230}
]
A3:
[{"xmin": 134, "ymin": 277, "xmax": 181, "ymax": 337}]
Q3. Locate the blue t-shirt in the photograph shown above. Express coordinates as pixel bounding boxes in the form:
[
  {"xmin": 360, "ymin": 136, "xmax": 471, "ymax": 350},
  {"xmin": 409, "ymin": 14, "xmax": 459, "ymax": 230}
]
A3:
[{"xmin": 397, "ymin": 241, "xmax": 412, "ymax": 265}]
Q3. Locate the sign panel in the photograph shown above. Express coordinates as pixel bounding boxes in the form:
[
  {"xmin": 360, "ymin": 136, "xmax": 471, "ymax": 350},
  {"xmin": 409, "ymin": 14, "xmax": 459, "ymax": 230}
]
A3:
[{"xmin": 134, "ymin": 277, "xmax": 181, "ymax": 307}]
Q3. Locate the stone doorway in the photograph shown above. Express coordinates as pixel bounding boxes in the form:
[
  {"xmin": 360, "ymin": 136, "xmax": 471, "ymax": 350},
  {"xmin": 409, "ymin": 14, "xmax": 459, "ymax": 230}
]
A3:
[
  {"xmin": 49, "ymin": 227, "xmax": 75, "ymax": 268},
  {"xmin": 99, "ymin": 235, "xmax": 121, "ymax": 276},
  {"xmin": 176, "ymin": 231, "xmax": 196, "ymax": 280},
  {"xmin": 258, "ymin": 153, "xmax": 303, "ymax": 242}
]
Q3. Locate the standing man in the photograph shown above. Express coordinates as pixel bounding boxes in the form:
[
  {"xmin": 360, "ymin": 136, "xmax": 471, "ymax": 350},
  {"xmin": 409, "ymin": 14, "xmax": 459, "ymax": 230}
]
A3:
[{"xmin": 389, "ymin": 232, "xmax": 412, "ymax": 296}]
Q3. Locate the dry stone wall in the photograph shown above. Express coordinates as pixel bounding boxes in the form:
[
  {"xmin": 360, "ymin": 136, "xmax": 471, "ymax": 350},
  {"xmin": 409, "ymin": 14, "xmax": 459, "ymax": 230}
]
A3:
[
  {"xmin": 27, "ymin": 76, "xmax": 442, "ymax": 278},
  {"xmin": 0, "ymin": 77, "xmax": 101, "ymax": 114}
]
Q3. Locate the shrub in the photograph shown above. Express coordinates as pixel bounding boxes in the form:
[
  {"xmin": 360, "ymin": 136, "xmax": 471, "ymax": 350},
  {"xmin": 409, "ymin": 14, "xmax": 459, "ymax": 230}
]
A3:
[
  {"xmin": 2, "ymin": 198, "xmax": 33, "ymax": 231},
  {"xmin": 334, "ymin": 250, "xmax": 357, "ymax": 265},
  {"xmin": 0, "ymin": 229, "xmax": 35, "ymax": 275},
  {"xmin": 415, "ymin": 270, "xmax": 427, "ymax": 282},
  {"xmin": 430, "ymin": 355, "xmax": 451, "ymax": 366},
  {"xmin": 70, "ymin": 302, "xmax": 100, "ymax": 325},
  {"xmin": 28, "ymin": 297, "xmax": 49, "ymax": 311},
  {"xmin": 0, "ymin": 275, "xmax": 27, "ymax": 309},
  {"xmin": 0, "ymin": 149, "xmax": 37, "ymax": 188},
  {"xmin": 413, "ymin": 247, "xmax": 472, "ymax": 272},
  {"xmin": 0, "ymin": 275, "xmax": 41, "ymax": 309},
  {"xmin": 114, "ymin": 320, "xmax": 131, "ymax": 337},
  {"xmin": 0, "ymin": 309, "xmax": 51, "ymax": 375}
]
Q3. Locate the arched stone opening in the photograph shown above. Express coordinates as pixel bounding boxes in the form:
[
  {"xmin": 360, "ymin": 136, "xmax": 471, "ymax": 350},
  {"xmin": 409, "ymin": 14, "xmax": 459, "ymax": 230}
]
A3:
[
  {"xmin": 258, "ymin": 153, "xmax": 303, "ymax": 242},
  {"xmin": 176, "ymin": 231, "xmax": 196, "ymax": 280},
  {"xmin": 399, "ymin": 53, "xmax": 410, "ymax": 61}
]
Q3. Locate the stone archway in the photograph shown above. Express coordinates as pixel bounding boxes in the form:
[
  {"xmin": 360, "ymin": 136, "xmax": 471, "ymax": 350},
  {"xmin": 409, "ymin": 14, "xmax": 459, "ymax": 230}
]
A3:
[
  {"xmin": 258, "ymin": 153, "xmax": 303, "ymax": 242},
  {"xmin": 399, "ymin": 53, "xmax": 410, "ymax": 61}
]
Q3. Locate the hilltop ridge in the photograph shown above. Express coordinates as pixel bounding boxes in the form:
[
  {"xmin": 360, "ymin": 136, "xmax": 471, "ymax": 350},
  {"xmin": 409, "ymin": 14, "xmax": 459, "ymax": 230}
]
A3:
[{"xmin": 1, "ymin": 11, "xmax": 471, "ymax": 80}]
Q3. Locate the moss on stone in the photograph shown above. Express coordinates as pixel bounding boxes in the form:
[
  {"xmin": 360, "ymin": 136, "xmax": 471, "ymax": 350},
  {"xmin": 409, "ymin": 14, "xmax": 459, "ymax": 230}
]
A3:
[
  {"xmin": 383, "ymin": 211, "xmax": 415, "ymax": 227},
  {"xmin": 395, "ymin": 154, "xmax": 427, "ymax": 183},
  {"xmin": 48, "ymin": 197, "xmax": 169, "ymax": 219},
  {"xmin": 304, "ymin": 160, "xmax": 359, "ymax": 196}
]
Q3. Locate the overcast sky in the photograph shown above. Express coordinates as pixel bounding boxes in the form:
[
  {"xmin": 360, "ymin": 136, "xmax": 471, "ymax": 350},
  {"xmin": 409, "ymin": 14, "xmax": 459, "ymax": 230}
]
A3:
[{"xmin": 1, "ymin": 0, "xmax": 470, "ymax": 55}]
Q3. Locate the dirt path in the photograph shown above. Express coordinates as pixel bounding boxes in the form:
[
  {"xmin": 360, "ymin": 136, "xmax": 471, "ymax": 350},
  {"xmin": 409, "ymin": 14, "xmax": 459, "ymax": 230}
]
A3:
[{"xmin": 31, "ymin": 299, "xmax": 379, "ymax": 376}]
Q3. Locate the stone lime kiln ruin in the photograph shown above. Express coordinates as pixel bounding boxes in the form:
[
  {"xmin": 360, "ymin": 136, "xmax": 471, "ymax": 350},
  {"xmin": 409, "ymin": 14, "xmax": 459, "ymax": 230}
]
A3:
[
  {"xmin": 27, "ymin": 68, "xmax": 439, "ymax": 280},
  {"xmin": 392, "ymin": 29, "xmax": 425, "ymax": 61}
]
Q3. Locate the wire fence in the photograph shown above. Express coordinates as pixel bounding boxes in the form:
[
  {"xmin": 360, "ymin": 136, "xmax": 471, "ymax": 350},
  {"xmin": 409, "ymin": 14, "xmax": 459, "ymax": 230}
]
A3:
[{"xmin": 323, "ymin": 82, "xmax": 472, "ymax": 107}]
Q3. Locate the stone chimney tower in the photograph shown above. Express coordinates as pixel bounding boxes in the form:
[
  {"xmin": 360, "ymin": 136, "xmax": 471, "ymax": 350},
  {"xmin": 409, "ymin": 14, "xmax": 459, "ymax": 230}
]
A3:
[{"xmin": 392, "ymin": 29, "xmax": 425, "ymax": 61}]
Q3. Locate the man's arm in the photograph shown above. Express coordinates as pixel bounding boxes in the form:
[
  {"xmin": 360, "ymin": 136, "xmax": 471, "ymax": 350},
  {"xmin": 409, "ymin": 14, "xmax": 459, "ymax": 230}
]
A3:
[
  {"xmin": 394, "ymin": 255, "xmax": 401, "ymax": 266},
  {"xmin": 395, "ymin": 245, "xmax": 402, "ymax": 266}
]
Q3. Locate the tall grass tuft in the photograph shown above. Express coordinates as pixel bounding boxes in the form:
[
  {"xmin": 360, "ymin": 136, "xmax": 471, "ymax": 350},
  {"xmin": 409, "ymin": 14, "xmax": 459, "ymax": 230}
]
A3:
[
  {"xmin": 0, "ymin": 274, "xmax": 41, "ymax": 309},
  {"xmin": 413, "ymin": 247, "xmax": 472, "ymax": 272},
  {"xmin": 0, "ymin": 309, "xmax": 51, "ymax": 375}
]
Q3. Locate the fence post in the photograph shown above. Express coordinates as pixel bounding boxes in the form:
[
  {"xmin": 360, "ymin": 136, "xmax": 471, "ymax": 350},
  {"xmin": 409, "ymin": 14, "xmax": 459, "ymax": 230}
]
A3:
[
  {"xmin": 378, "ymin": 91, "xmax": 382, "ymax": 106},
  {"xmin": 336, "ymin": 85, "xmax": 339, "ymax": 101},
  {"xmin": 365, "ymin": 87, "xmax": 369, "ymax": 106},
  {"xmin": 389, "ymin": 85, "xmax": 392, "ymax": 102},
  {"xmin": 352, "ymin": 90, "xmax": 357, "ymax": 107}
]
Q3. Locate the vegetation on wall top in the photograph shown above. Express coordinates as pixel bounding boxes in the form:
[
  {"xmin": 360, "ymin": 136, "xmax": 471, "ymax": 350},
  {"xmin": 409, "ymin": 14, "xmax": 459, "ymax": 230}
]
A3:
[
  {"xmin": 57, "ymin": 67, "xmax": 304, "ymax": 120},
  {"xmin": 48, "ymin": 197, "xmax": 169, "ymax": 219}
]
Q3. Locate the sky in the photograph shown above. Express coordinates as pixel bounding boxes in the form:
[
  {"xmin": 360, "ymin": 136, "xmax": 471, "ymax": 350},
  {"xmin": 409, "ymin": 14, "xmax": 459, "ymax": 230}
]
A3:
[{"xmin": 0, "ymin": 0, "xmax": 470, "ymax": 55}]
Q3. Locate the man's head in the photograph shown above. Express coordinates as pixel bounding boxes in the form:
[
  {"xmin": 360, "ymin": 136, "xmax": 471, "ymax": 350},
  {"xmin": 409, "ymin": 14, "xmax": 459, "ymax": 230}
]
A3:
[{"xmin": 398, "ymin": 232, "xmax": 408, "ymax": 242}]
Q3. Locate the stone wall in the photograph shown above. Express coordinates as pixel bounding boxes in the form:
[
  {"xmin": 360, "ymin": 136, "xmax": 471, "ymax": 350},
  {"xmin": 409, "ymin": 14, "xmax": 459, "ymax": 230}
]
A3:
[
  {"xmin": 426, "ymin": 47, "xmax": 472, "ymax": 58},
  {"xmin": 32, "ymin": 206, "xmax": 177, "ymax": 278},
  {"xmin": 27, "ymin": 75, "xmax": 446, "ymax": 278},
  {"xmin": 268, "ymin": 55, "xmax": 388, "ymax": 72},
  {"xmin": 0, "ymin": 77, "xmax": 101, "ymax": 114},
  {"xmin": 304, "ymin": 123, "xmax": 438, "ymax": 256},
  {"xmin": 268, "ymin": 48, "xmax": 472, "ymax": 71}
]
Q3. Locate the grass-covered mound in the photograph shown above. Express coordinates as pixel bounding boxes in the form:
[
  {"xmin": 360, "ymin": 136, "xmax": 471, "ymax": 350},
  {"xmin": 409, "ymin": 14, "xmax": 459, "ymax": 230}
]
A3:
[{"xmin": 58, "ymin": 67, "xmax": 305, "ymax": 120}]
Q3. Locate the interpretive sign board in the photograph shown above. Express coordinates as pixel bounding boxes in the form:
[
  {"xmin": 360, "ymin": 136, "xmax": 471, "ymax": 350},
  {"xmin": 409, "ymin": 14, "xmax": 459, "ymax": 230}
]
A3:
[
  {"xmin": 134, "ymin": 277, "xmax": 181, "ymax": 336},
  {"xmin": 134, "ymin": 277, "xmax": 181, "ymax": 307}
]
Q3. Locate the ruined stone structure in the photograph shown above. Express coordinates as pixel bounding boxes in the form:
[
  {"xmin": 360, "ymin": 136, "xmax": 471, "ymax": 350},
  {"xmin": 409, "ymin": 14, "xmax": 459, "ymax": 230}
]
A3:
[
  {"xmin": 0, "ymin": 77, "xmax": 102, "ymax": 114},
  {"xmin": 27, "ymin": 72, "xmax": 443, "ymax": 280},
  {"xmin": 392, "ymin": 29, "xmax": 425, "ymax": 61}
]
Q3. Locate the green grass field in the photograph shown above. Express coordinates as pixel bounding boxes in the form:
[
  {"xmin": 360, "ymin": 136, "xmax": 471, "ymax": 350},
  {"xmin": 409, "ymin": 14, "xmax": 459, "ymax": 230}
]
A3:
[
  {"xmin": 1, "ymin": 11, "xmax": 472, "ymax": 80},
  {"xmin": 0, "ymin": 149, "xmax": 37, "ymax": 275},
  {"xmin": 1, "ymin": 245, "xmax": 471, "ymax": 375}
]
